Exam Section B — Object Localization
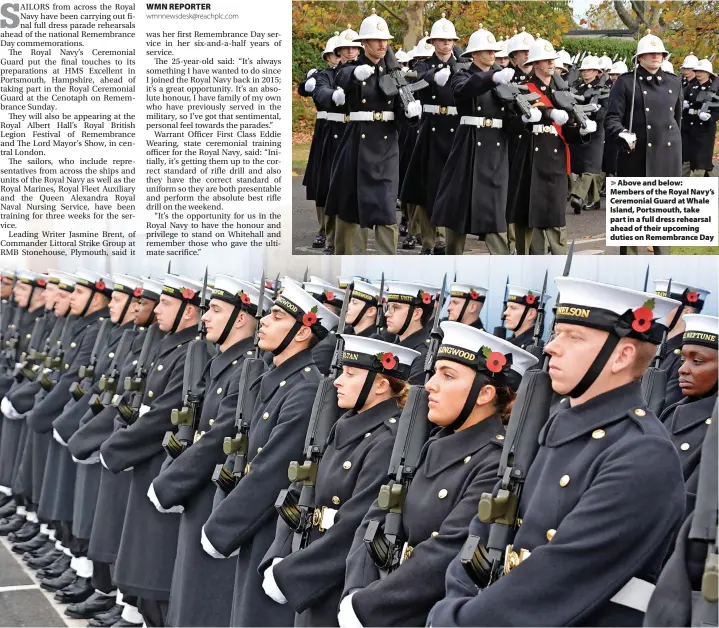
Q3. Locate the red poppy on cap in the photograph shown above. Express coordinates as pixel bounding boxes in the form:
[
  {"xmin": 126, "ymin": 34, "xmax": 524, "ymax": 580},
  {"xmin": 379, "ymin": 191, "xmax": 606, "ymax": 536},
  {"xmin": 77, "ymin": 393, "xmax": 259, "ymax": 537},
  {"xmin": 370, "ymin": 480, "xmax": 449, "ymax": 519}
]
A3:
[
  {"xmin": 133, "ymin": 287, "xmax": 143, "ymax": 298},
  {"xmin": 37, "ymin": 278, "xmax": 47, "ymax": 287},
  {"xmin": 324, "ymin": 291, "xmax": 335, "ymax": 303},
  {"xmin": 240, "ymin": 292, "xmax": 251, "ymax": 305},
  {"xmin": 182, "ymin": 287, "xmax": 196, "ymax": 300},
  {"xmin": 302, "ymin": 311, "xmax": 318, "ymax": 327},
  {"xmin": 686, "ymin": 291, "xmax": 699, "ymax": 303},
  {"xmin": 421, "ymin": 292, "xmax": 432, "ymax": 305},
  {"xmin": 632, "ymin": 307, "xmax": 653, "ymax": 333},
  {"xmin": 487, "ymin": 352, "xmax": 507, "ymax": 374},
  {"xmin": 381, "ymin": 352, "xmax": 397, "ymax": 370},
  {"xmin": 525, "ymin": 293, "xmax": 536, "ymax": 305},
  {"xmin": 470, "ymin": 290, "xmax": 480, "ymax": 300},
  {"xmin": 95, "ymin": 280, "xmax": 106, "ymax": 292}
]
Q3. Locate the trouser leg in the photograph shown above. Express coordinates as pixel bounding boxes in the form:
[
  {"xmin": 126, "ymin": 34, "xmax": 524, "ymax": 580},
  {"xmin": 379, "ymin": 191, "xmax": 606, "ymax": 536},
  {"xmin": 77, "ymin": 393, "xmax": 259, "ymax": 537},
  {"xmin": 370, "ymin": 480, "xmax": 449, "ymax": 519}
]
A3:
[
  {"xmin": 652, "ymin": 246, "xmax": 671, "ymax": 255},
  {"xmin": 138, "ymin": 598, "xmax": 169, "ymax": 627},
  {"xmin": 484, "ymin": 232, "xmax": 511, "ymax": 255},
  {"xmin": 507, "ymin": 223, "xmax": 516, "ymax": 254},
  {"xmin": 334, "ymin": 217, "xmax": 362, "ymax": 255},
  {"xmin": 325, "ymin": 215, "xmax": 336, "ymax": 249},
  {"xmin": 407, "ymin": 204, "xmax": 421, "ymax": 238},
  {"xmin": 414, "ymin": 206, "xmax": 436, "ymax": 251},
  {"xmin": 445, "ymin": 228, "xmax": 466, "ymax": 255},
  {"xmin": 690, "ymin": 169, "xmax": 709, "ymax": 177},
  {"xmin": 315, "ymin": 205, "xmax": 326, "ymax": 236},
  {"xmin": 682, "ymin": 161, "xmax": 691, "ymax": 176},
  {"xmin": 544, "ymin": 226, "xmax": 568, "ymax": 255},
  {"xmin": 374, "ymin": 224, "xmax": 398, "ymax": 255},
  {"xmin": 620, "ymin": 246, "xmax": 639, "ymax": 255},
  {"xmin": 572, "ymin": 173, "xmax": 593, "ymax": 201},
  {"xmin": 91, "ymin": 560, "xmax": 115, "ymax": 594},
  {"xmin": 514, "ymin": 224, "xmax": 533, "ymax": 255}
]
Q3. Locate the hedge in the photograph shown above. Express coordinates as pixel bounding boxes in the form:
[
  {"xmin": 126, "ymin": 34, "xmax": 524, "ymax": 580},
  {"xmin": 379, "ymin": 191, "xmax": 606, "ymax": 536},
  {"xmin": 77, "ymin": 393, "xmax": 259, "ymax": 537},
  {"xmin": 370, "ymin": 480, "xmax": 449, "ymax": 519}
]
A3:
[{"xmin": 560, "ymin": 36, "xmax": 637, "ymax": 62}]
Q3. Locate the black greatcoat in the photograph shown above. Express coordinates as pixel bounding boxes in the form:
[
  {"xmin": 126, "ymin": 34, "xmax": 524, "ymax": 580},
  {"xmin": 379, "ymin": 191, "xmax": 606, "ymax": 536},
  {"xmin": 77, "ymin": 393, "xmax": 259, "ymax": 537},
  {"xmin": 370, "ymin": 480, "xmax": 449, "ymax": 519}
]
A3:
[
  {"xmin": 261, "ymin": 398, "xmax": 401, "ymax": 627},
  {"xmin": 680, "ymin": 77, "xmax": 697, "ymax": 164},
  {"xmin": 505, "ymin": 73, "xmax": 585, "ymax": 230},
  {"xmin": 658, "ymin": 334, "xmax": 683, "ymax": 415},
  {"xmin": 605, "ymin": 65, "xmax": 682, "ymax": 177},
  {"xmin": 202, "ymin": 349, "xmax": 320, "ymax": 628},
  {"xmin": 101, "ymin": 326, "xmax": 197, "ymax": 601},
  {"xmin": 432, "ymin": 65, "xmax": 512, "ymax": 235},
  {"xmin": 343, "ymin": 416, "xmax": 505, "ymax": 627},
  {"xmin": 299, "ymin": 72, "xmax": 330, "ymax": 202},
  {"xmin": 84, "ymin": 330, "xmax": 152, "ymax": 565},
  {"xmin": 31, "ymin": 309, "xmax": 108, "ymax": 523},
  {"xmin": 325, "ymin": 52, "xmax": 406, "ymax": 228},
  {"xmin": 685, "ymin": 80, "xmax": 719, "ymax": 171},
  {"xmin": 152, "ymin": 337, "xmax": 255, "ymax": 628},
  {"xmin": 427, "ymin": 383, "xmax": 686, "ymax": 627},
  {"xmin": 400, "ymin": 52, "xmax": 461, "ymax": 214},
  {"xmin": 570, "ymin": 78, "xmax": 608, "ymax": 174},
  {"xmin": 313, "ymin": 66, "xmax": 347, "ymax": 208},
  {"xmin": 660, "ymin": 394, "xmax": 717, "ymax": 515},
  {"xmin": 508, "ymin": 326, "xmax": 534, "ymax": 350}
]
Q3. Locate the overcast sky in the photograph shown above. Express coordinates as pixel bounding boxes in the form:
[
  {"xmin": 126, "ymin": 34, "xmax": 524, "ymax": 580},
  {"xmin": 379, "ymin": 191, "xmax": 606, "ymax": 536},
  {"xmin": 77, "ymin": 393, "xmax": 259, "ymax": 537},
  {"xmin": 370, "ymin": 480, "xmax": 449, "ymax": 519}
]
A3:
[{"xmin": 572, "ymin": 0, "xmax": 592, "ymax": 21}]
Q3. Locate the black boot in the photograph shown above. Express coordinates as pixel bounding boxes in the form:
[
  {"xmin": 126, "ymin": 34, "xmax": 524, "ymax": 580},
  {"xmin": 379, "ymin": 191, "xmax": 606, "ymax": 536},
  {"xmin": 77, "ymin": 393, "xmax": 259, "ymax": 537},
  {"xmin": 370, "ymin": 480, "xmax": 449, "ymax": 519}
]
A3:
[
  {"xmin": 420, "ymin": 248, "xmax": 434, "ymax": 255},
  {"xmin": 399, "ymin": 217, "xmax": 408, "ymax": 237},
  {"xmin": 433, "ymin": 242, "xmax": 446, "ymax": 255},
  {"xmin": 40, "ymin": 568, "xmax": 77, "ymax": 592},
  {"xmin": 88, "ymin": 605, "xmax": 123, "ymax": 627},
  {"xmin": 37, "ymin": 554, "xmax": 72, "ymax": 579},
  {"xmin": 24, "ymin": 540, "xmax": 57, "ymax": 560},
  {"xmin": 12, "ymin": 533, "xmax": 48, "ymax": 553},
  {"xmin": 64, "ymin": 591, "xmax": 117, "ymax": 619},
  {"xmin": 0, "ymin": 500, "xmax": 16, "ymax": 518},
  {"xmin": 55, "ymin": 577, "xmax": 94, "ymax": 604},
  {"xmin": 402, "ymin": 235, "xmax": 417, "ymax": 250},
  {"xmin": 569, "ymin": 195, "xmax": 583, "ymax": 215},
  {"xmin": 584, "ymin": 200, "xmax": 601, "ymax": 211},
  {"xmin": 312, "ymin": 234, "xmax": 326, "ymax": 249},
  {"xmin": 0, "ymin": 514, "xmax": 25, "ymax": 535},
  {"xmin": 27, "ymin": 549, "xmax": 62, "ymax": 569},
  {"xmin": 0, "ymin": 493, "xmax": 12, "ymax": 508},
  {"xmin": 8, "ymin": 520, "xmax": 40, "ymax": 542},
  {"xmin": 111, "ymin": 618, "xmax": 143, "ymax": 627}
]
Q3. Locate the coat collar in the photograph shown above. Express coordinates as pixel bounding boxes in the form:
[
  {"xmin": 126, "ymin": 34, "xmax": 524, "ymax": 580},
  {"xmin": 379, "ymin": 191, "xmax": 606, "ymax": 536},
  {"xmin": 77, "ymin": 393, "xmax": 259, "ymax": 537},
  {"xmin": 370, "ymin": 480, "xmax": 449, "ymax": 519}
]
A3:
[
  {"xmin": 470, "ymin": 318, "xmax": 484, "ymax": 331},
  {"xmin": 357, "ymin": 324, "xmax": 378, "ymax": 338},
  {"xmin": 401, "ymin": 325, "xmax": 431, "ymax": 351},
  {"xmin": 72, "ymin": 308, "xmax": 110, "ymax": 336},
  {"xmin": 156, "ymin": 326, "xmax": 199, "ymax": 361},
  {"xmin": 542, "ymin": 382, "xmax": 649, "ymax": 447},
  {"xmin": 333, "ymin": 398, "xmax": 401, "ymax": 450},
  {"xmin": 637, "ymin": 64, "xmax": 665, "ymax": 83},
  {"xmin": 210, "ymin": 336, "xmax": 254, "ymax": 380},
  {"xmin": 257, "ymin": 348, "xmax": 315, "ymax": 403},
  {"xmin": 423, "ymin": 414, "xmax": 505, "ymax": 478},
  {"xmin": 510, "ymin": 327, "xmax": 533, "ymax": 348},
  {"xmin": 667, "ymin": 394, "xmax": 716, "ymax": 434}
]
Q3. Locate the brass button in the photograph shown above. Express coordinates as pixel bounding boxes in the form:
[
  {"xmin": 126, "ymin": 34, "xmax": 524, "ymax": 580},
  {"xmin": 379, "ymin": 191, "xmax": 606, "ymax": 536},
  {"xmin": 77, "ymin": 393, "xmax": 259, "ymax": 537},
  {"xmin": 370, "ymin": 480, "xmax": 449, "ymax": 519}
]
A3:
[
  {"xmin": 25, "ymin": 333, "xmax": 31, "ymax": 338},
  {"xmin": 364, "ymin": 432, "xmax": 371, "ymax": 438},
  {"xmin": 209, "ymin": 419, "xmax": 215, "ymax": 425},
  {"xmin": 263, "ymin": 412, "xmax": 269, "ymax": 420},
  {"xmin": 559, "ymin": 475, "xmax": 570, "ymax": 487},
  {"xmin": 257, "ymin": 447, "xmax": 263, "ymax": 453},
  {"xmin": 592, "ymin": 429, "xmax": 605, "ymax": 439},
  {"xmin": 343, "ymin": 461, "xmax": 352, "ymax": 470},
  {"xmin": 132, "ymin": 360, "xmax": 138, "ymax": 365},
  {"xmin": 431, "ymin": 531, "xmax": 439, "ymax": 537},
  {"xmin": 546, "ymin": 528, "xmax": 556, "ymax": 541},
  {"xmin": 438, "ymin": 489, "xmax": 448, "ymax": 499},
  {"xmin": 216, "ymin": 387, "xmax": 222, "ymax": 394},
  {"xmin": 304, "ymin": 367, "xmax": 311, "ymax": 372},
  {"xmin": 232, "ymin": 360, "xmax": 237, "ymax": 365},
  {"xmin": 65, "ymin": 363, "xmax": 69, "ymax": 369},
  {"xmin": 332, "ymin": 496, "xmax": 340, "ymax": 505},
  {"xmin": 706, "ymin": 418, "xmax": 712, "ymax": 425},
  {"xmin": 680, "ymin": 442, "xmax": 690, "ymax": 451},
  {"xmin": 247, "ymin": 351, "xmax": 253, "ymax": 355},
  {"xmin": 109, "ymin": 352, "xmax": 114, "ymax": 358},
  {"xmin": 279, "ymin": 381, "xmax": 286, "ymax": 387},
  {"xmin": 389, "ymin": 418, "xmax": 396, "ymax": 423},
  {"xmin": 71, "ymin": 342, "xmax": 76, "ymax": 348},
  {"xmin": 634, "ymin": 408, "xmax": 646, "ymax": 417},
  {"xmin": 148, "ymin": 391, "xmax": 154, "ymax": 398},
  {"xmin": 177, "ymin": 344, "xmax": 183, "ymax": 348},
  {"xmin": 463, "ymin": 456, "xmax": 472, "ymax": 464},
  {"xmin": 157, "ymin": 365, "xmax": 163, "ymax": 371},
  {"xmin": 496, "ymin": 434, "xmax": 504, "ymax": 440}
]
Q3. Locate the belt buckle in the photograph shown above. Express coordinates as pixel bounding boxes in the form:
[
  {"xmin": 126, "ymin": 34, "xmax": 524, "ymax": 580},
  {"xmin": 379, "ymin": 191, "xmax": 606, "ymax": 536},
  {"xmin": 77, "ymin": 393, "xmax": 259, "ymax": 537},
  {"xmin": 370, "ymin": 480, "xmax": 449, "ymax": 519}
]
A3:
[
  {"xmin": 484, "ymin": 118, "xmax": 493, "ymax": 128},
  {"xmin": 543, "ymin": 125, "xmax": 552, "ymax": 133},
  {"xmin": 373, "ymin": 111, "xmax": 382, "ymax": 121},
  {"xmin": 244, "ymin": 462, "xmax": 250, "ymax": 475},
  {"xmin": 503, "ymin": 544, "xmax": 531, "ymax": 574},
  {"xmin": 439, "ymin": 105, "xmax": 448, "ymax": 115},
  {"xmin": 312, "ymin": 508, "xmax": 322, "ymax": 528},
  {"xmin": 344, "ymin": 114, "xmax": 350, "ymax": 123}
]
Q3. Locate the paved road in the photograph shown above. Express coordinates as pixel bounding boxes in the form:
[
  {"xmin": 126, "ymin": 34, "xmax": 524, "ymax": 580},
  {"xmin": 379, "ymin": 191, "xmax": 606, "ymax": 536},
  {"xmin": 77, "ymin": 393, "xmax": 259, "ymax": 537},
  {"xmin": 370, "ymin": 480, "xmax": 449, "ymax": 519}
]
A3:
[{"xmin": 291, "ymin": 174, "xmax": 632, "ymax": 256}]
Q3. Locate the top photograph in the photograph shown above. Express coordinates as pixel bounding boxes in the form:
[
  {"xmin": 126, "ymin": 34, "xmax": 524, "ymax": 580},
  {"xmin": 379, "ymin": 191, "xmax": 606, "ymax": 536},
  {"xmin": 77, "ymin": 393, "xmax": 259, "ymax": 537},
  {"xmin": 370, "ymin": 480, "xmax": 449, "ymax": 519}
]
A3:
[{"xmin": 291, "ymin": 0, "xmax": 719, "ymax": 256}]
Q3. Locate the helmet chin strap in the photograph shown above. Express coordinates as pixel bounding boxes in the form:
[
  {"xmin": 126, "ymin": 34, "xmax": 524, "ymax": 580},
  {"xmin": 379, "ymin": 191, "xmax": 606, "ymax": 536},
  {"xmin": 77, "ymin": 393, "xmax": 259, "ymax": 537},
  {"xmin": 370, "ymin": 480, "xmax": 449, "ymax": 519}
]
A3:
[
  {"xmin": 271, "ymin": 320, "xmax": 303, "ymax": 356},
  {"xmin": 79, "ymin": 290, "xmax": 96, "ymax": 318},
  {"xmin": 568, "ymin": 334, "xmax": 622, "ymax": 398},
  {"xmin": 448, "ymin": 373, "xmax": 486, "ymax": 431},
  {"xmin": 169, "ymin": 301, "xmax": 188, "ymax": 334},
  {"xmin": 117, "ymin": 295, "xmax": 134, "ymax": 326},
  {"xmin": 514, "ymin": 304, "xmax": 532, "ymax": 334},
  {"xmin": 396, "ymin": 305, "xmax": 416, "ymax": 337},
  {"xmin": 217, "ymin": 307, "xmax": 241, "ymax": 346},
  {"xmin": 350, "ymin": 301, "xmax": 372, "ymax": 328},
  {"xmin": 353, "ymin": 371, "xmax": 378, "ymax": 412}
]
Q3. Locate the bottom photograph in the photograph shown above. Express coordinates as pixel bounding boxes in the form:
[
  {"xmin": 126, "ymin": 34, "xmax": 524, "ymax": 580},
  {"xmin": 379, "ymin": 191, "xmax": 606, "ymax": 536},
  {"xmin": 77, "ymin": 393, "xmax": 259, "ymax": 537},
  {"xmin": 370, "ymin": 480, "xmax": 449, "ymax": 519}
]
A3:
[{"xmin": 0, "ymin": 253, "xmax": 716, "ymax": 628}]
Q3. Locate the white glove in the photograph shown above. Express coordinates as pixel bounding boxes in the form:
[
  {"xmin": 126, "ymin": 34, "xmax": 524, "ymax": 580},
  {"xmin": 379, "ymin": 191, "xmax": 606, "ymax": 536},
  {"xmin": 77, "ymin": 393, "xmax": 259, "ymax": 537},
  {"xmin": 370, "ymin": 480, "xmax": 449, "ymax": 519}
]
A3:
[
  {"xmin": 699, "ymin": 111, "xmax": 711, "ymax": 122},
  {"xmin": 683, "ymin": 99, "xmax": 690, "ymax": 109},
  {"xmin": 201, "ymin": 525, "xmax": 225, "ymax": 559},
  {"xmin": 406, "ymin": 100, "xmax": 422, "ymax": 118},
  {"xmin": 434, "ymin": 67, "xmax": 451, "ymax": 87},
  {"xmin": 100, "ymin": 453, "xmax": 109, "ymax": 470},
  {"xmin": 262, "ymin": 559, "xmax": 287, "ymax": 604},
  {"xmin": 72, "ymin": 451, "xmax": 101, "ymax": 465},
  {"xmin": 53, "ymin": 428, "xmax": 67, "ymax": 446},
  {"xmin": 618, "ymin": 130, "xmax": 637, "ymax": 152},
  {"xmin": 585, "ymin": 103, "xmax": 601, "ymax": 113},
  {"xmin": 306, "ymin": 68, "xmax": 317, "ymax": 79},
  {"xmin": 1, "ymin": 397, "xmax": 22, "ymax": 419},
  {"xmin": 401, "ymin": 66, "xmax": 409, "ymax": 73},
  {"xmin": 579, "ymin": 119, "xmax": 597, "ymax": 135},
  {"xmin": 338, "ymin": 593, "xmax": 363, "ymax": 628},
  {"xmin": 688, "ymin": 108, "xmax": 697, "ymax": 115},
  {"xmin": 332, "ymin": 87, "xmax": 346, "ymax": 106},
  {"xmin": 305, "ymin": 77, "xmax": 316, "ymax": 93},
  {"xmin": 354, "ymin": 64, "xmax": 374, "ymax": 81},
  {"xmin": 550, "ymin": 109, "xmax": 569, "ymax": 126},
  {"xmin": 492, "ymin": 67, "xmax": 515, "ymax": 85},
  {"xmin": 521, "ymin": 108, "xmax": 542, "ymax": 124},
  {"xmin": 147, "ymin": 483, "xmax": 184, "ymax": 514}
]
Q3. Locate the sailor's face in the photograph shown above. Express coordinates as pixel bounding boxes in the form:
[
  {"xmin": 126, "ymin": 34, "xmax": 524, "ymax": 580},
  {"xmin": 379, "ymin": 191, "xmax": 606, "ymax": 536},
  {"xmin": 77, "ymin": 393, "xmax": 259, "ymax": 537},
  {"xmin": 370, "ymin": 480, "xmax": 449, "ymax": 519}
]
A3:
[
  {"xmin": 581, "ymin": 69, "xmax": 599, "ymax": 83},
  {"xmin": 135, "ymin": 298, "xmax": 156, "ymax": 327},
  {"xmin": 339, "ymin": 46, "xmax": 361, "ymax": 63},
  {"xmin": 432, "ymin": 38, "xmax": 454, "ymax": 56},
  {"xmin": 334, "ymin": 365, "xmax": 370, "ymax": 409},
  {"xmin": 69, "ymin": 285, "xmax": 92, "ymax": 316},
  {"xmin": 503, "ymin": 302, "xmax": 526, "ymax": 331},
  {"xmin": 639, "ymin": 53, "xmax": 663, "ymax": 72},
  {"xmin": 426, "ymin": 359, "xmax": 481, "ymax": 426},
  {"xmin": 545, "ymin": 323, "xmax": 609, "ymax": 395},
  {"xmin": 694, "ymin": 70, "xmax": 710, "ymax": 83},
  {"xmin": 54, "ymin": 291, "xmax": 72, "ymax": 317},
  {"xmin": 364, "ymin": 39, "xmax": 388, "ymax": 59},
  {"xmin": 326, "ymin": 52, "xmax": 341, "ymax": 66},
  {"xmin": 1, "ymin": 279, "xmax": 12, "ymax": 299},
  {"xmin": 258, "ymin": 305, "xmax": 303, "ymax": 352},
  {"xmin": 498, "ymin": 57, "xmax": 510, "ymax": 68},
  {"xmin": 109, "ymin": 291, "xmax": 132, "ymax": 324},
  {"xmin": 681, "ymin": 67, "xmax": 695, "ymax": 79},
  {"xmin": 14, "ymin": 283, "xmax": 31, "ymax": 308},
  {"xmin": 472, "ymin": 50, "xmax": 495, "ymax": 67},
  {"xmin": 203, "ymin": 298, "xmax": 234, "ymax": 343},
  {"xmin": 43, "ymin": 283, "xmax": 58, "ymax": 311},
  {"xmin": 535, "ymin": 59, "xmax": 555, "ymax": 77},
  {"xmin": 678, "ymin": 345, "xmax": 718, "ymax": 398},
  {"xmin": 154, "ymin": 295, "xmax": 182, "ymax": 332},
  {"xmin": 513, "ymin": 50, "xmax": 529, "ymax": 67},
  {"xmin": 384, "ymin": 302, "xmax": 410, "ymax": 334},
  {"xmin": 347, "ymin": 297, "xmax": 374, "ymax": 326}
]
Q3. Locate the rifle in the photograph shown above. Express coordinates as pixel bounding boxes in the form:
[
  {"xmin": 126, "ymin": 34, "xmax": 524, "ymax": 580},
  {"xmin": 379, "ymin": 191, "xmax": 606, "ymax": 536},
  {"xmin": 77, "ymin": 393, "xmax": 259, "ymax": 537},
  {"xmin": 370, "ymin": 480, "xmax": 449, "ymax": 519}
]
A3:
[
  {"xmin": 696, "ymin": 401, "xmax": 718, "ymax": 615},
  {"xmin": 460, "ymin": 245, "xmax": 573, "ymax": 589},
  {"xmin": 13, "ymin": 314, "xmax": 48, "ymax": 383},
  {"xmin": 38, "ymin": 315, "xmax": 75, "ymax": 392},
  {"xmin": 22, "ymin": 315, "xmax": 63, "ymax": 382},
  {"xmin": 70, "ymin": 319, "xmax": 111, "ymax": 401},
  {"xmin": 376, "ymin": 273, "xmax": 386, "ymax": 331},
  {"xmin": 90, "ymin": 327, "xmax": 136, "ymax": 416},
  {"xmin": 553, "ymin": 88, "xmax": 598, "ymax": 129},
  {"xmin": 212, "ymin": 273, "xmax": 268, "ymax": 494},
  {"xmin": 640, "ymin": 278, "xmax": 673, "ymax": 416},
  {"xmin": 525, "ymin": 271, "xmax": 549, "ymax": 360},
  {"xmin": 363, "ymin": 275, "xmax": 448, "ymax": 575},
  {"xmin": 113, "ymin": 323, "xmax": 162, "ymax": 425},
  {"xmin": 493, "ymin": 276, "xmax": 510, "ymax": 339},
  {"xmin": 275, "ymin": 281, "xmax": 353, "ymax": 551},
  {"xmin": 494, "ymin": 83, "xmax": 541, "ymax": 118},
  {"xmin": 3, "ymin": 306, "xmax": 22, "ymax": 363},
  {"xmin": 379, "ymin": 46, "xmax": 428, "ymax": 114},
  {"xmin": 693, "ymin": 90, "xmax": 719, "ymax": 117},
  {"xmin": 163, "ymin": 269, "xmax": 212, "ymax": 459},
  {"xmin": 643, "ymin": 264, "xmax": 650, "ymax": 292}
]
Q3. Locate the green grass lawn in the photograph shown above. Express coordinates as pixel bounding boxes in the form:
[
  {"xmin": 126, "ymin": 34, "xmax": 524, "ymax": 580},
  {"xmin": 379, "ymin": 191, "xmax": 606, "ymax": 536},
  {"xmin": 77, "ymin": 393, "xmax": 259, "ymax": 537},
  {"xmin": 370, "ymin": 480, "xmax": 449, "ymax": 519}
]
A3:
[
  {"xmin": 671, "ymin": 246, "xmax": 719, "ymax": 255},
  {"xmin": 293, "ymin": 142, "xmax": 311, "ymax": 170}
]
